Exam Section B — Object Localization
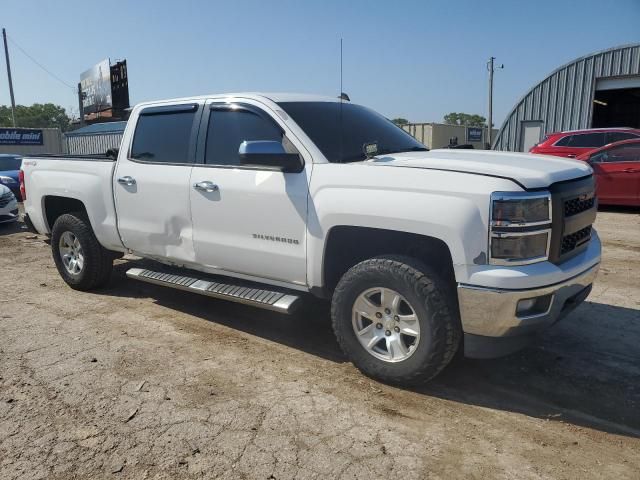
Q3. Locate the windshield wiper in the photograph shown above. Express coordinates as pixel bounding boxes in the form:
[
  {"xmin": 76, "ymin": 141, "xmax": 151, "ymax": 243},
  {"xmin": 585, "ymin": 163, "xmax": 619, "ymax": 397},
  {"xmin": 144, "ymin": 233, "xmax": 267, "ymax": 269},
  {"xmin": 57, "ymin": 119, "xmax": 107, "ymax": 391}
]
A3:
[{"xmin": 375, "ymin": 146, "xmax": 429, "ymax": 156}]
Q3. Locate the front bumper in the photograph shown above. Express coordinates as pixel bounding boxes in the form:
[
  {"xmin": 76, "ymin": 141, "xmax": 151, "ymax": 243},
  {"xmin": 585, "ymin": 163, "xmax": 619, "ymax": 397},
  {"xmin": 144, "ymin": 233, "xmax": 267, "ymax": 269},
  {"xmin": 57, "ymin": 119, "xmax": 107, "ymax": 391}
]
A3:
[
  {"xmin": 0, "ymin": 202, "xmax": 19, "ymax": 223},
  {"xmin": 458, "ymin": 262, "xmax": 599, "ymax": 358}
]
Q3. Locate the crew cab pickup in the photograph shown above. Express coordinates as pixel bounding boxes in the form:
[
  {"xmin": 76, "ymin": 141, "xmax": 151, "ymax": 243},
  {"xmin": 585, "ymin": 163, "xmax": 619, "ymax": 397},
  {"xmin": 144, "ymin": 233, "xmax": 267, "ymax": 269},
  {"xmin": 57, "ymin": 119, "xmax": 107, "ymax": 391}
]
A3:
[{"xmin": 21, "ymin": 93, "xmax": 601, "ymax": 385}]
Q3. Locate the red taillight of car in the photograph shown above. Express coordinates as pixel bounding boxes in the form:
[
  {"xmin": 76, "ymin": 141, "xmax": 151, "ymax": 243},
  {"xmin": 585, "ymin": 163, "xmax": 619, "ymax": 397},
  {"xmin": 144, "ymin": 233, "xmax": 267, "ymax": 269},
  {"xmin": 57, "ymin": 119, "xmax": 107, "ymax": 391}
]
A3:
[{"xmin": 19, "ymin": 169, "xmax": 26, "ymax": 201}]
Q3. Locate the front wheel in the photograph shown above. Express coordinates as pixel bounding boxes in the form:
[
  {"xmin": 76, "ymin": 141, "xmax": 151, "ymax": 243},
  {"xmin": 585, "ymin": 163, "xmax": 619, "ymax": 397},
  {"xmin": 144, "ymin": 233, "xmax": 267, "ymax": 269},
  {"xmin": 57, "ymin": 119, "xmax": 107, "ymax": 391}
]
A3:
[
  {"xmin": 331, "ymin": 255, "xmax": 461, "ymax": 385},
  {"xmin": 51, "ymin": 213, "xmax": 113, "ymax": 291}
]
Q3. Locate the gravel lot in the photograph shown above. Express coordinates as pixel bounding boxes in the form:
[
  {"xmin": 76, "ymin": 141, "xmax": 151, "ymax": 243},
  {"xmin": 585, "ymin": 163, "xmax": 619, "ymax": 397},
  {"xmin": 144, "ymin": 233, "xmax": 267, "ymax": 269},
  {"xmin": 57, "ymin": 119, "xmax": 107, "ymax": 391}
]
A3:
[{"xmin": 1, "ymin": 209, "xmax": 639, "ymax": 479}]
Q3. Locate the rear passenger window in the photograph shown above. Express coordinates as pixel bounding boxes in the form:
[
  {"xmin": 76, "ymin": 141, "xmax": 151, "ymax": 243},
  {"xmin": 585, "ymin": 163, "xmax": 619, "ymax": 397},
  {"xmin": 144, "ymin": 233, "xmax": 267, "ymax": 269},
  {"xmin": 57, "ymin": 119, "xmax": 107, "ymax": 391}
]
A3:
[
  {"xmin": 554, "ymin": 135, "xmax": 572, "ymax": 146},
  {"xmin": 205, "ymin": 109, "xmax": 283, "ymax": 166},
  {"xmin": 568, "ymin": 133, "xmax": 606, "ymax": 148},
  {"xmin": 131, "ymin": 106, "xmax": 197, "ymax": 163},
  {"xmin": 606, "ymin": 132, "xmax": 638, "ymax": 144}
]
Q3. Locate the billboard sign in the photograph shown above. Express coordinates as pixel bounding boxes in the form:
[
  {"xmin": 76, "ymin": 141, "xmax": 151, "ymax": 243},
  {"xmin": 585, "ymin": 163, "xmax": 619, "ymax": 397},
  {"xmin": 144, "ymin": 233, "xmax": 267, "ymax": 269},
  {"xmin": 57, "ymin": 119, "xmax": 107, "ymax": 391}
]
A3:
[
  {"xmin": 110, "ymin": 60, "xmax": 130, "ymax": 113},
  {"xmin": 0, "ymin": 128, "xmax": 44, "ymax": 145},
  {"xmin": 467, "ymin": 126, "xmax": 484, "ymax": 143},
  {"xmin": 80, "ymin": 59, "xmax": 112, "ymax": 115}
]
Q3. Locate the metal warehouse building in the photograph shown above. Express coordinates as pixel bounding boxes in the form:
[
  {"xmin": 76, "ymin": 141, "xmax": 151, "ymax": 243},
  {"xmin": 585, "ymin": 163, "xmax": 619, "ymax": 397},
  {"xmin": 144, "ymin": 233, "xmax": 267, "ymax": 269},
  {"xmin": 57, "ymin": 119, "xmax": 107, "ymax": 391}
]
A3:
[
  {"xmin": 65, "ymin": 121, "xmax": 126, "ymax": 155},
  {"xmin": 494, "ymin": 44, "xmax": 640, "ymax": 152}
]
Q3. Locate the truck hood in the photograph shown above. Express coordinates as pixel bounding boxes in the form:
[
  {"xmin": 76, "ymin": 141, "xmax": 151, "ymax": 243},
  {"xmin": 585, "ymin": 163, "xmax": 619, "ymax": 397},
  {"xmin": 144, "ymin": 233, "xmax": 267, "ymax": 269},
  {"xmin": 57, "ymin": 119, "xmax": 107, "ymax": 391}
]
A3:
[{"xmin": 366, "ymin": 149, "xmax": 592, "ymax": 189}]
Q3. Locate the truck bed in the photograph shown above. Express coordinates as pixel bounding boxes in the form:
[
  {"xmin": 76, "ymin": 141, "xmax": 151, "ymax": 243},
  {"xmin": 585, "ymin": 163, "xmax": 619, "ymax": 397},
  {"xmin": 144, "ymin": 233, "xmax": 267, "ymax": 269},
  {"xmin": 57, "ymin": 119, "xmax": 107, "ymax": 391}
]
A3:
[{"xmin": 21, "ymin": 155, "xmax": 124, "ymax": 251}]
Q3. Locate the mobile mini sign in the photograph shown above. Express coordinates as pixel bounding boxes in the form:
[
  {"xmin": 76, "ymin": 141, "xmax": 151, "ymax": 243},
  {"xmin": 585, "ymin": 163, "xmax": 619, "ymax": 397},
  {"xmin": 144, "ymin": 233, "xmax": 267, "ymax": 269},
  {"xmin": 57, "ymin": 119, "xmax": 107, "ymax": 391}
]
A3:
[
  {"xmin": 0, "ymin": 128, "xmax": 44, "ymax": 145},
  {"xmin": 466, "ymin": 127, "xmax": 484, "ymax": 143}
]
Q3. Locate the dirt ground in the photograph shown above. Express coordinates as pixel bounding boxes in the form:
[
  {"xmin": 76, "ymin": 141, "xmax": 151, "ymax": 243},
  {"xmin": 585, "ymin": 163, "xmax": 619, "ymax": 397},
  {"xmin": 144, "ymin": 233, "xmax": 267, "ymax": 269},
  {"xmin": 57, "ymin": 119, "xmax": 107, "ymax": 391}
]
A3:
[{"xmin": 0, "ymin": 208, "xmax": 639, "ymax": 480}]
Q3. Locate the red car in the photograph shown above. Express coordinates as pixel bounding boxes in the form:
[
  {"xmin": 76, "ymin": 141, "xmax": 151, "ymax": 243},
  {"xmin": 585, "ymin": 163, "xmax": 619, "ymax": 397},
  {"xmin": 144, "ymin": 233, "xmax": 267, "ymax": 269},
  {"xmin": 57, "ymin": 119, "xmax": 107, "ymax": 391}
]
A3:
[
  {"xmin": 576, "ymin": 139, "xmax": 640, "ymax": 206},
  {"xmin": 530, "ymin": 128, "xmax": 640, "ymax": 158}
]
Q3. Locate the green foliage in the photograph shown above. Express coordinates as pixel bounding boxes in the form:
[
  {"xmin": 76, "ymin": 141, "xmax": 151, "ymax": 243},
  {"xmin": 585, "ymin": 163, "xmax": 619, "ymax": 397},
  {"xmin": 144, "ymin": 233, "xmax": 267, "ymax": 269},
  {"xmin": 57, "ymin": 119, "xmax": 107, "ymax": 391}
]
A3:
[
  {"xmin": 443, "ymin": 112, "xmax": 487, "ymax": 127},
  {"xmin": 0, "ymin": 103, "xmax": 72, "ymax": 131},
  {"xmin": 391, "ymin": 117, "xmax": 409, "ymax": 126}
]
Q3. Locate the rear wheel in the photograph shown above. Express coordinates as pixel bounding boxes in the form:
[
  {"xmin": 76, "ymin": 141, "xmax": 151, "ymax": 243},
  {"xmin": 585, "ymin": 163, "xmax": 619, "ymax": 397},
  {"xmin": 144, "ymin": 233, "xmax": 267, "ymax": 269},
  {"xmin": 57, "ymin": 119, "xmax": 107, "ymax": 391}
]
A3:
[
  {"xmin": 51, "ymin": 213, "xmax": 113, "ymax": 291},
  {"xmin": 331, "ymin": 255, "xmax": 461, "ymax": 385}
]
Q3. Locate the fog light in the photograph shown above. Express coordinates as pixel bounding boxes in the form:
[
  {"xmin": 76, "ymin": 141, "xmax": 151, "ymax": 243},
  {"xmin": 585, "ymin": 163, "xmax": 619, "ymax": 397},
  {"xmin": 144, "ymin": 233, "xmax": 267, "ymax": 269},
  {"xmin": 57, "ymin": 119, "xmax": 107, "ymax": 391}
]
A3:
[
  {"xmin": 517, "ymin": 298, "xmax": 536, "ymax": 313},
  {"xmin": 516, "ymin": 294, "xmax": 553, "ymax": 317}
]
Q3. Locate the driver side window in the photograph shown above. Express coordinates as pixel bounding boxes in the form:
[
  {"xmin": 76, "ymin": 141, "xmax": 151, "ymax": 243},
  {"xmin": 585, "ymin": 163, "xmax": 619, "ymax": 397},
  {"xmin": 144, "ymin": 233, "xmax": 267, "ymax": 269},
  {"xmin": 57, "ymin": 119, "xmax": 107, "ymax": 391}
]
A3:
[
  {"xmin": 205, "ymin": 109, "xmax": 284, "ymax": 166},
  {"xmin": 591, "ymin": 144, "xmax": 640, "ymax": 163}
]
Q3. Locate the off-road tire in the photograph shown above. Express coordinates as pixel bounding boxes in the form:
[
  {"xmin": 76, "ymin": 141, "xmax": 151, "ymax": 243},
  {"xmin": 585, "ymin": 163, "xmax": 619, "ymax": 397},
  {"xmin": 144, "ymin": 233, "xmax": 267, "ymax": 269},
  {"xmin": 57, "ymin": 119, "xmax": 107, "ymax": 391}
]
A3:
[
  {"xmin": 331, "ymin": 255, "xmax": 461, "ymax": 385},
  {"xmin": 51, "ymin": 213, "xmax": 113, "ymax": 291}
]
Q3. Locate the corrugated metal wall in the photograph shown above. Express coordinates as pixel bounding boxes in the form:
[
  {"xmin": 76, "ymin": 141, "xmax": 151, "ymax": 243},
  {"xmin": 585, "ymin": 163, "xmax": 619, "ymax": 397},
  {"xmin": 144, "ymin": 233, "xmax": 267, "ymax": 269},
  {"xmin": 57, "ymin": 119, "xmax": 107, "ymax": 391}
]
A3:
[
  {"xmin": 494, "ymin": 44, "xmax": 640, "ymax": 151},
  {"xmin": 65, "ymin": 133, "xmax": 123, "ymax": 155}
]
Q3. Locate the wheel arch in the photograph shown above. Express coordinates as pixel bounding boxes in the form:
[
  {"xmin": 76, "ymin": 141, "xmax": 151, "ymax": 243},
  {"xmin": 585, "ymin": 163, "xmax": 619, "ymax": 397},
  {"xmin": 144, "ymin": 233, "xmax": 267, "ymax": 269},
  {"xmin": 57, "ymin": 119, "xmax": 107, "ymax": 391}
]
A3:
[
  {"xmin": 43, "ymin": 195, "xmax": 88, "ymax": 231},
  {"xmin": 318, "ymin": 225, "xmax": 456, "ymax": 297}
]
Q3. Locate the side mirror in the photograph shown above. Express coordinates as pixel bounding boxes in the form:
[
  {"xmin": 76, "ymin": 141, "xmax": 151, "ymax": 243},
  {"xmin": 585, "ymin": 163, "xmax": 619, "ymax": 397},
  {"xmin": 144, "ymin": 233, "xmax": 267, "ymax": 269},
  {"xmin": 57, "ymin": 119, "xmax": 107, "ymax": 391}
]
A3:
[{"xmin": 239, "ymin": 141, "xmax": 303, "ymax": 173}]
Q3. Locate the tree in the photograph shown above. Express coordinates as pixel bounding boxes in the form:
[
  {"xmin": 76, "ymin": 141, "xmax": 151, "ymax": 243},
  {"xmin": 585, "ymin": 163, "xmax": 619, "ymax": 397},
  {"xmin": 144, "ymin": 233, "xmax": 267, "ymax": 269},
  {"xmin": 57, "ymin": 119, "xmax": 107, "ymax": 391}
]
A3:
[
  {"xmin": 0, "ymin": 103, "xmax": 72, "ymax": 132},
  {"xmin": 391, "ymin": 117, "xmax": 409, "ymax": 126},
  {"xmin": 443, "ymin": 112, "xmax": 487, "ymax": 127}
]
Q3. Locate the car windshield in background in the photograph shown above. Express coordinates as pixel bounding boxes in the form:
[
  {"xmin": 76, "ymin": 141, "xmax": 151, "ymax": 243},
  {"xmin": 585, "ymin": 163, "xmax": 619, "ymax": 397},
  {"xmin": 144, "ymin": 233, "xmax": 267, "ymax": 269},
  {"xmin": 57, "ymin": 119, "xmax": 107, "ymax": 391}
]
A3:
[
  {"xmin": 0, "ymin": 156, "xmax": 21, "ymax": 170},
  {"xmin": 278, "ymin": 102, "xmax": 427, "ymax": 163}
]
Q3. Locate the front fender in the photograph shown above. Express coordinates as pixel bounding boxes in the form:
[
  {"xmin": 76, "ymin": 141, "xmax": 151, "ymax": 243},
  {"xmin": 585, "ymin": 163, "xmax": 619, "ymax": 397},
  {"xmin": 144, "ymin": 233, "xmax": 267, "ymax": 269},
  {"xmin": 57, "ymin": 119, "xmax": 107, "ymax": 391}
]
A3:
[{"xmin": 306, "ymin": 163, "xmax": 521, "ymax": 288}]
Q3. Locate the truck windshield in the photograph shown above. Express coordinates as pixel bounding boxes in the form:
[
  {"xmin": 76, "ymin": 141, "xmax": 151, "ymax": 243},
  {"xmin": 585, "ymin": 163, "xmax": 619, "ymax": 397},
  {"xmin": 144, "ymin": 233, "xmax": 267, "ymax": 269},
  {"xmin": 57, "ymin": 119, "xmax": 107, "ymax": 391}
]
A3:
[
  {"xmin": 278, "ymin": 101, "xmax": 427, "ymax": 163},
  {"xmin": 0, "ymin": 156, "xmax": 21, "ymax": 170}
]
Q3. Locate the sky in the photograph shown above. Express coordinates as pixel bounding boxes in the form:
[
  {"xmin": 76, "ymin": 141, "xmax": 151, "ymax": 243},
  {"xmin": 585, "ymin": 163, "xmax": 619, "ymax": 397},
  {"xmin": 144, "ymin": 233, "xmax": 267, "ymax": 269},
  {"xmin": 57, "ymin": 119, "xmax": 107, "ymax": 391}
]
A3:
[{"xmin": 1, "ymin": 0, "xmax": 639, "ymax": 127}]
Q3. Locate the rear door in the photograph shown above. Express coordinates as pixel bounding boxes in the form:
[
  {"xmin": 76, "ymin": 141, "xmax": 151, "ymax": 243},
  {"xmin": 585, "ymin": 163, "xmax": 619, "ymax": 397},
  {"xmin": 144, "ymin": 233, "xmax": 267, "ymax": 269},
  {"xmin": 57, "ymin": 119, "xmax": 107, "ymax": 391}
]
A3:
[
  {"xmin": 563, "ymin": 132, "xmax": 606, "ymax": 158},
  {"xmin": 590, "ymin": 143, "xmax": 640, "ymax": 205},
  {"xmin": 114, "ymin": 102, "xmax": 203, "ymax": 262}
]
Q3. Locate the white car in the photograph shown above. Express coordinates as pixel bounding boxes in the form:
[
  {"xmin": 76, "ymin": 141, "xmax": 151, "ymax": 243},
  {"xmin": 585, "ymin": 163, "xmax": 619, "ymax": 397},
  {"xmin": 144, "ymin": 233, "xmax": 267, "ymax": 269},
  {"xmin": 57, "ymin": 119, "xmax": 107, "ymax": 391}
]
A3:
[
  {"xmin": 20, "ymin": 93, "xmax": 600, "ymax": 385},
  {"xmin": 0, "ymin": 184, "xmax": 18, "ymax": 224}
]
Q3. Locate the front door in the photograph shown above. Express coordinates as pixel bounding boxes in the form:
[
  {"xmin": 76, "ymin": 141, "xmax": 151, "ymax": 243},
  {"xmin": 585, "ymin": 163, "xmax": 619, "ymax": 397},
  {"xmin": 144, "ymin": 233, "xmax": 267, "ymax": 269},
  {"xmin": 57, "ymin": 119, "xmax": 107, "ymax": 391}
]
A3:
[
  {"xmin": 114, "ymin": 102, "xmax": 203, "ymax": 262},
  {"xmin": 189, "ymin": 100, "xmax": 311, "ymax": 287},
  {"xmin": 590, "ymin": 142, "xmax": 640, "ymax": 205}
]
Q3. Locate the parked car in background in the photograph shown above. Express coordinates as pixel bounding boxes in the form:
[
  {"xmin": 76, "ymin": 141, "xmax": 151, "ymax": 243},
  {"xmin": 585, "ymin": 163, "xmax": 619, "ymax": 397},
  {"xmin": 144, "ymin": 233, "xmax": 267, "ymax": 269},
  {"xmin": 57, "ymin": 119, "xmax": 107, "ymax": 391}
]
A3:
[
  {"xmin": 530, "ymin": 128, "xmax": 640, "ymax": 158},
  {"xmin": 0, "ymin": 154, "xmax": 23, "ymax": 200},
  {"xmin": 0, "ymin": 184, "xmax": 19, "ymax": 224},
  {"xmin": 576, "ymin": 139, "xmax": 640, "ymax": 206}
]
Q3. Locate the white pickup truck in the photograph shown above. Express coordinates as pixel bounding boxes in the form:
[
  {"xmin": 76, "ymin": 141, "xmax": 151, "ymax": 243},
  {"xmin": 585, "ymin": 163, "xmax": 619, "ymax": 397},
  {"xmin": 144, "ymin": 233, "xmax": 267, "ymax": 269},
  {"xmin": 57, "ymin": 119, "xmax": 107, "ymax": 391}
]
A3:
[{"xmin": 21, "ymin": 93, "xmax": 600, "ymax": 385}]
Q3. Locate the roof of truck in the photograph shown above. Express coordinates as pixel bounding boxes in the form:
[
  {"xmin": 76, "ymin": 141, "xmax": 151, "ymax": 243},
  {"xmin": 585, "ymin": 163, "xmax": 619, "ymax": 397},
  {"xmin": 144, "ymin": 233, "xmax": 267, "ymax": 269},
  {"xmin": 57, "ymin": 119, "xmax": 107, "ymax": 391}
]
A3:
[
  {"xmin": 134, "ymin": 92, "xmax": 344, "ymax": 109},
  {"xmin": 257, "ymin": 93, "xmax": 343, "ymax": 103}
]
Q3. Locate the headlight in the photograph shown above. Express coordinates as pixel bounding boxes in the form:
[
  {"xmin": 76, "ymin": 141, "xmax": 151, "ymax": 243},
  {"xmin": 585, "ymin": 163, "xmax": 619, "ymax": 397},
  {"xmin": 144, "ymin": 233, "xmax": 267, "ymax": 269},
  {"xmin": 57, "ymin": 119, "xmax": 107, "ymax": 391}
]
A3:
[
  {"xmin": 0, "ymin": 176, "xmax": 17, "ymax": 186},
  {"xmin": 489, "ymin": 192, "xmax": 552, "ymax": 265},
  {"xmin": 491, "ymin": 194, "xmax": 550, "ymax": 226}
]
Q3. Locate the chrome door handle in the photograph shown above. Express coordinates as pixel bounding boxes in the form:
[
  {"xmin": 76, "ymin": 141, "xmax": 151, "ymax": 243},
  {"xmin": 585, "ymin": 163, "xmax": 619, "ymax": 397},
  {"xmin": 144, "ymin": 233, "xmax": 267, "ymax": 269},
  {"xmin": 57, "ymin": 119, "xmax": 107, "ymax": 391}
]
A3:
[
  {"xmin": 193, "ymin": 181, "xmax": 219, "ymax": 192},
  {"xmin": 117, "ymin": 176, "xmax": 136, "ymax": 186},
  {"xmin": 623, "ymin": 168, "xmax": 639, "ymax": 173}
]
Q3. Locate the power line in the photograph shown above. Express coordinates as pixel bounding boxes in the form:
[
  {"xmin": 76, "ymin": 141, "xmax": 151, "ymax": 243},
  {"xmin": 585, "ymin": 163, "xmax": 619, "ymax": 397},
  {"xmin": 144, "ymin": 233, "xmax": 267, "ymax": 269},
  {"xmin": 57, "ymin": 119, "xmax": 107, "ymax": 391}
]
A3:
[{"xmin": 7, "ymin": 34, "xmax": 76, "ymax": 94}]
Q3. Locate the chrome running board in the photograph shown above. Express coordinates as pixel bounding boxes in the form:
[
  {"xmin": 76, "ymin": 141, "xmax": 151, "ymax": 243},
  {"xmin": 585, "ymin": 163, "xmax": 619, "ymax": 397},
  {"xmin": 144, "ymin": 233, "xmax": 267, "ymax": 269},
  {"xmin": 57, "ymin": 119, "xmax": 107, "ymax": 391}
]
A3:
[{"xmin": 126, "ymin": 267, "xmax": 301, "ymax": 314}]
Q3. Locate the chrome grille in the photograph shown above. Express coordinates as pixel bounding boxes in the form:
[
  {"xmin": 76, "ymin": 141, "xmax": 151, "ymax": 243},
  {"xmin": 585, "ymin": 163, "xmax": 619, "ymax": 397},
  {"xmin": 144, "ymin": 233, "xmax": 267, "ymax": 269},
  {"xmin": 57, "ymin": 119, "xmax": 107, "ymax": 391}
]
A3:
[
  {"xmin": 0, "ymin": 191, "xmax": 14, "ymax": 208},
  {"xmin": 561, "ymin": 226, "xmax": 592, "ymax": 255}
]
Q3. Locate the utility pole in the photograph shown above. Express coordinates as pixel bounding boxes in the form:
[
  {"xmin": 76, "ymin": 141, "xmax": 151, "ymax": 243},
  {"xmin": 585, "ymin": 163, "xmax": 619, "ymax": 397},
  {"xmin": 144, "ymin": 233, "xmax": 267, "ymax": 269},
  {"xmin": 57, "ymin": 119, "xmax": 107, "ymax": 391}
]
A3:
[
  {"xmin": 2, "ymin": 28, "xmax": 17, "ymax": 127},
  {"xmin": 77, "ymin": 82, "xmax": 85, "ymax": 126},
  {"xmin": 487, "ymin": 56, "xmax": 503, "ymax": 149}
]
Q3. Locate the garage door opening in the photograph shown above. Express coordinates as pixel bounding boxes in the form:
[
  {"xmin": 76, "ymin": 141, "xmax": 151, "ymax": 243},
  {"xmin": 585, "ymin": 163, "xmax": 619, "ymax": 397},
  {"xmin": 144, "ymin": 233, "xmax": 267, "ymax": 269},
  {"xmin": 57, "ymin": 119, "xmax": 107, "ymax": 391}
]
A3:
[{"xmin": 592, "ymin": 87, "xmax": 640, "ymax": 129}]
